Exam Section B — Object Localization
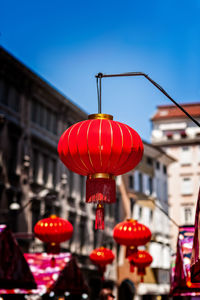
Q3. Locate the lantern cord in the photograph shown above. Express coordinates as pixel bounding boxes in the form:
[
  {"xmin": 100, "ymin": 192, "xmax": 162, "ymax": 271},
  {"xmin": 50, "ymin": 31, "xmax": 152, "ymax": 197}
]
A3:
[
  {"xmin": 95, "ymin": 72, "xmax": 200, "ymax": 128},
  {"xmin": 96, "ymin": 74, "xmax": 102, "ymax": 113}
]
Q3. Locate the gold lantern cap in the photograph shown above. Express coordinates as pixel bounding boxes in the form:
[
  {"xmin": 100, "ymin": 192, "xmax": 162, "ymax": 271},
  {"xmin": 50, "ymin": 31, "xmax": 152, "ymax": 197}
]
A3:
[{"xmin": 88, "ymin": 113, "xmax": 113, "ymax": 120}]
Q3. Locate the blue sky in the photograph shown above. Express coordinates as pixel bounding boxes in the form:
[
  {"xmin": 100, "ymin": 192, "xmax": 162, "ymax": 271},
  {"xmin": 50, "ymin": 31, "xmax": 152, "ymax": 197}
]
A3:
[{"xmin": 1, "ymin": 0, "xmax": 200, "ymax": 140}]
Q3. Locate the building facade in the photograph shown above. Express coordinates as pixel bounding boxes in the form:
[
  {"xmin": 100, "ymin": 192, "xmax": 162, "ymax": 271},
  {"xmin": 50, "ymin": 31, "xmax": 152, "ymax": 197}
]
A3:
[
  {"xmin": 151, "ymin": 103, "xmax": 200, "ymax": 251},
  {"xmin": 116, "ymin": 141, "xmax": 174, "ymax": 300},
  {"xmin": 0, "ymin": 47, "xmax": 116, "ymax": 297}
]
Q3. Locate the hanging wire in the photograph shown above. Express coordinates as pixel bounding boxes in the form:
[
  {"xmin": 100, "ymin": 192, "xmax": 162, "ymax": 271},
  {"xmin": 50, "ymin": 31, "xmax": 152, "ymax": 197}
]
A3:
[
  {"xmin": 95, "ymin": 71, "xmax": 195, "ymax": 228},
  {"xmin": 148, "ymin": 199, "xmax": 179, "ymax": 228},
  {"xmin": 95, "ymin": 72, "xmax": 200, "ymax": 128}
]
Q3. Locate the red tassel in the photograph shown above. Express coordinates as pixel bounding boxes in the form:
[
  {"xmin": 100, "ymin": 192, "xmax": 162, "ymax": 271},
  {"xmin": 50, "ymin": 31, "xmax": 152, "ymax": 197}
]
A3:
[
  {"xmin": 98, "ymin": 265, "xmax": 106, "ymax": 281},
  {"xmin": 137, "ymin": 267, "xmax": 146, "ymax": 282},
  {"xmin": 86, "ymin": 178, "xmax": 116, "ymax": 203},
  {"xmin": 130, "ymin": 261, "xmax": 135, "ymax": 273},
  {"xmin": 51, "ymin": 256, "xmax": 56, "ymax": 268},
  {"xmin": 95, "ymin": 203, "xmax": 104, "ymax": 230},
  {"xmin": 126, "ymin": 246, "xmax": 137, "ymax": 258}
]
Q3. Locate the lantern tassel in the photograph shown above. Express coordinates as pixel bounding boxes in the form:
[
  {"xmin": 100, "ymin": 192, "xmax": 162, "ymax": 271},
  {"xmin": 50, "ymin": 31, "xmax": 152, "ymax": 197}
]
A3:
[
  {"xmin": 86, "ymin": 177, "xmax": 116, "ymax": 203},
  {"xmin": 137, "ymin": 267, "xmax": 146, "ymax": 282},
  {"xmin": 95, "ymin": 203, "xmax": 104, "ymax": 230},
  {"xmin": 126, "ymin": 246, "xmax": 137, "ymax": 258},
  {"xmin": 129, "ymin": 261, "xmax": 135, "ymax": 273},
  {"xmin": 51, "ymin": 256, "xmax": 56, "ymax": 268},
  {"xmin": 98, "ymin": 265, "xmax": 106, "ymax": 281}
]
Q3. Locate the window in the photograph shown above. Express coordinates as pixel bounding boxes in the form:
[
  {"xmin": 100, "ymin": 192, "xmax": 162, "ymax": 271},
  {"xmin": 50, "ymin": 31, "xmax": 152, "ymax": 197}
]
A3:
[
  {"xmin": 31, "ymin": 99, "xmax": 37, "ymax": 123},
  {"xmin": 52, "ymin": 159, "xmax": 57, "ymax": 187},
  {"xmin": 149, "ymin": 209, "xmax": 153, "ymax": 222},
  {"xmin": 156, "ymin": 178, "xmax": 160, "ymax": 199},
  {"xmin": 32, "ymin": 149, "xmax": 39, "ymax": 182},
  {"xmin": 139, "ymin": 206, "xmax": 143, "ymax": 219},
  {"xmin": 156, "ymin": 161, "xmax": 160, "ymax": 170},
  {"xmin": 181, "ymin": 177, "xmax": 192, "ymax": 195},
  {"xmin": 130, "ymin": 198, "xmax": 135, "ymax": 216},
  {"xmin": 146, "ymin": 156, "xmax": 153, "ymax": 166},
  {"xmin": 69, "ymin": 171, "xmax": 74, "ymax": 196},
  {"xmin": 180, "ymin": 146, "xmax": 192, "ymax": 165},
  {"xmin": 183, "ymin": 206, "xmax": 193, "ymax": 225},
  {"xmin": 31, "ymin": 98, "xmax": 57, "ymax": 135},
  {"xmin": 163, "ymin": 181, "xmax": 168, "ymax": 202},
  {"xmin": 0, "ymin": 81, "xmax": 20, "ymax": 112},
  {"xmin": 9, "ymin": 86, "xmax": 20, "ymax": 112},
  {"xmin": 43, "ymin": 154, "xmax": 48, "ymax": 185},
  {"xmin": 80, "ymin": 175, "xmax": 85, "ymax": 202},
  {"xmin": 129, "ymin": 174, "xmax": 134, "ymax": 189},
  {"xmin": 163, "ymin": 165, "xmax": 167, "ymax": 174},
  {"xmin": 139, "ymin": 173, "xmax": 143, "ymax": 193},
  {"xmin": 79, "ymin": 217, "xmax": 86, "ymax": 251},
  {"xmin": 52, "ymin": 113, "xmax": 57, "ymax": 135},
  {"xmin": 148, "ymin": 177, "xmax": 153, "ymax": 195}
]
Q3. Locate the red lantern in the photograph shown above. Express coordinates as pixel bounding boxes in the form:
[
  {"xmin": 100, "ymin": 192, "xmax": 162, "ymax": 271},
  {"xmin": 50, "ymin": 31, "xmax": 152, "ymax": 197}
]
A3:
[
  {"xmin": 34, "ymin": 215, "xmax": 73, "ymax": 254},
  {"xmin": 128, "ymin": 250, "xmax": 153, "ymax": 282},
  {"xmin": 113, "ymin": 219, "xmax": 151, "ymax": 257},
  {"xmin": 58, "ymin": 114, "xmax": 143, "ymax": 229},
  {"xmin": 89, "ymin": 247, "xmax": 115, "ymax": 279}
]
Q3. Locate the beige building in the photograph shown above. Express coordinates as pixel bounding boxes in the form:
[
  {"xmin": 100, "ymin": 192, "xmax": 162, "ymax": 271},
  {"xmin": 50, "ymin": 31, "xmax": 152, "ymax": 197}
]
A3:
[
  {"xmin": 151, "ymin": 103, "xmax": 200, "ymax": 251},
  {"xmin": 116, "ymin": 141, "xmax": 174, "ymax": 300},
  {"xmin": 0, "ymin": 47, "xmax": 116, "ymax": 297}
]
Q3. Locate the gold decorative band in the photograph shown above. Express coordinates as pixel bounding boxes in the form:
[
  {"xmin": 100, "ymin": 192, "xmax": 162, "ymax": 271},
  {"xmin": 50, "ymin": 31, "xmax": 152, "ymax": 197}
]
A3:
[
  {"xmin": 88, "ymin": 173, "xmax": 115, "ymax": 179},
  {"xmin": 88, "ymin": 113, "xmax": 113, "ymax": 120},
  {"xmin": 126, "ymin": 218, "xmax": 137, "ymax": 223}
]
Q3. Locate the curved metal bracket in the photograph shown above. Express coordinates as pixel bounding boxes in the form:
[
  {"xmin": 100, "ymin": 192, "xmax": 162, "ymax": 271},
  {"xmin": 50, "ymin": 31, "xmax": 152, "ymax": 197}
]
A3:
[{"xmin": 95, "ymin": 72, "xmax": 200, "ymax": 127}]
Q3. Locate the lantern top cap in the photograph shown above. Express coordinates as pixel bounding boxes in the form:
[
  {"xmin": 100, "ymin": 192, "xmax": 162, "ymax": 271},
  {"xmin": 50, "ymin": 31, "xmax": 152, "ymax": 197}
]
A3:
[
  {"xmin": 88, "ymin": 113, "xmax": 113, "ymax": 120},
  {"xmin": 126, "ymin": 218, "xmax": 137, "ymax": 223},
  {"xmin": 50, "ymin": 214, "xmax": 57, "ymax": 219}
]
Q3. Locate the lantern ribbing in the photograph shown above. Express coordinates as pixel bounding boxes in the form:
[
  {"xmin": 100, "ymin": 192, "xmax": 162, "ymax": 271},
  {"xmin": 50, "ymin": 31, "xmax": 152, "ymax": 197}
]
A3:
[{"xmin": 58, "ymin": 114, "xmax": 143, "ymax": 230}]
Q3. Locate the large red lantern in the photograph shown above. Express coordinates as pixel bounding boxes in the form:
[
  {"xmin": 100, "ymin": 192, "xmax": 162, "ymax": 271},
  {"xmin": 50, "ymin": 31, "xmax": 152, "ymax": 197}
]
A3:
[
  {"xmin": 58, "ymin": 114, "xmax": 143, "ymax": 229},
  {"xmin": 89, "ymin": 247, "xmax": 115, "ymax": 279},
  {"xmin": 113, "ymin": 219, "xmax": 151, "ymax": 257},
  {"xmin": 128, "ymin": 250, "xmax": 153, "ymax": 282},
  {"xmin": 34, "ymin": 215, "xmax": 73, "ymax": 254}
]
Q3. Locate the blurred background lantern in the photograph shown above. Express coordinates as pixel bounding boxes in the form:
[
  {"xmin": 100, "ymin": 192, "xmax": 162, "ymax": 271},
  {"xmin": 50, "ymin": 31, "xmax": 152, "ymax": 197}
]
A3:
[
  {"xmin": 58, "ymin": 114, "xmax": 143, "ymax": 229},
  {"xmin": 34, "ymin": 215, "xmax": 73, "ymax": 254},
  {"xmin": 113, "ymin": 219, "xmax": 151, "ymax": 257},
  {"xmin": 128, "ymin": 250, "xmax": 153, "ymax": 282},
  {"xmin": 89, "ymin": 247, "xmax": 115, "ymax": 280}
]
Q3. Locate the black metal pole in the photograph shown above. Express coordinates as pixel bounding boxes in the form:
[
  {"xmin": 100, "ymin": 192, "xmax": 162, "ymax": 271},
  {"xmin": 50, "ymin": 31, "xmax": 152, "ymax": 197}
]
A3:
[{"xmin": 95, "ymin": 72, "xmax": 200, "ymax": 128}]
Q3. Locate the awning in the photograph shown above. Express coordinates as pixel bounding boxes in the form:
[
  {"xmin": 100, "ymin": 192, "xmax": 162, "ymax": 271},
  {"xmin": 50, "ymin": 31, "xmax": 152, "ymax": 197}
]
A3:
[
  {"xmin": 0, "ymin": 225, "xmax": 88, "ymax": 295},
  {"xmin": 0, "ymin": 252, "xmax": 88, "ymax": 295},
  {"xmin": 0, "ymin": 225, "xmax": 36, "ymax": 289}
]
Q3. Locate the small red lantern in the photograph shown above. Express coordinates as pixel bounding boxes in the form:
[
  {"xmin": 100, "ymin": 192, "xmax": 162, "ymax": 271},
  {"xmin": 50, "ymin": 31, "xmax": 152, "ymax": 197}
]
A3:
[
  {"xmin": 89, "ymin": 247, "xmax": 115, "ymax": 279},
  {"xmin": 34, "ymin": 215, "xmax": 73, "ymax": 254},
  {"xmin": 58, "ymin": 114, "xmax": 143, "ymax": 229},
  {"xmin": 128, "ymin": 250, "xmax": 153, "ymax": 282},
  {"xmin": 113, "ymin": 219, "xmax": 151, "ymax": 257}
]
